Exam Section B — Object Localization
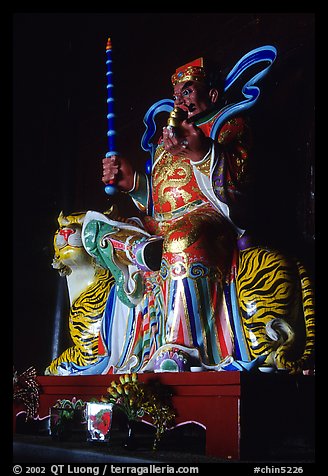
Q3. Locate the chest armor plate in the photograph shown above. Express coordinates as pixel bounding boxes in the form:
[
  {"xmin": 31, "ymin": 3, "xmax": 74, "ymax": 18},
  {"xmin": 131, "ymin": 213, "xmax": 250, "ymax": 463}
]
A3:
[{"xmin": 152, "ymin": 147, "xmax": 207, "ymax": 219}]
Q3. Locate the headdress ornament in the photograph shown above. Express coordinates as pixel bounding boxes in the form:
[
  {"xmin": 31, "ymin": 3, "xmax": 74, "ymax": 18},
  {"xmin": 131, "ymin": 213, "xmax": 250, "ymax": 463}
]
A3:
[{"xmin": 171, "ymin": 58, "xmax": 206, "ymax": 86}]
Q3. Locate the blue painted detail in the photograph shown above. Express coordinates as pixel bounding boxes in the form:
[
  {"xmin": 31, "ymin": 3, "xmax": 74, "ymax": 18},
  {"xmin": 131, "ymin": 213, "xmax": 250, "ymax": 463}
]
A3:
[
  {"xmin": 210, "ymin": 45, "xmax": 277, "ymax": 141},
  {"xmin": 105, "ymin": 184, "xmax": 118, "ymax": 195},
  {"xmin": 141, "ymin": 98, "xmax": 174, "ymax": 155},
  {"xmin": 145, "ymin": 158, "xmax": 152, "ymax": 175},
  {"xmin": 104, "ymin": 40, "xmax": 118, "ymax": 196},
  {"xmin": 57, "ymin": 356, "xmax": 111, "ymax": 375}
]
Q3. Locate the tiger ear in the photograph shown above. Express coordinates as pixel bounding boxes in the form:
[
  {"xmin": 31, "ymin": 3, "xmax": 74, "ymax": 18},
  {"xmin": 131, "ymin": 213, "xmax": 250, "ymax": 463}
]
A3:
[
  {"xmin": 58, "ymin": 211, "xmax": 70, "ymax": 227},
  {"xmin": 58, "ymin": 211, "xmax": 64, "ymax": 227}
]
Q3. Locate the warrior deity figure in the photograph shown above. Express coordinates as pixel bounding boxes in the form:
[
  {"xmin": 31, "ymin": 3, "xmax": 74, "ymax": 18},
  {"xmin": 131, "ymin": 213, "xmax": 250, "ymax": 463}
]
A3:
[
  {"xmin": 47, "ymin": 51, "xmax": 314, "ymax": 376},
  {"xmin": 82, "ymin": 55, "xmax": 313, "ymax": 374}
]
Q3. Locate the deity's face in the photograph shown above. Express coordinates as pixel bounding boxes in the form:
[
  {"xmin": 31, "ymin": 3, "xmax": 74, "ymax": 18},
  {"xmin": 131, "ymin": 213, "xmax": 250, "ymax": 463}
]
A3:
[{"xmin": 172, "ymin": 80, "xmax": 217, "ymax": 119}]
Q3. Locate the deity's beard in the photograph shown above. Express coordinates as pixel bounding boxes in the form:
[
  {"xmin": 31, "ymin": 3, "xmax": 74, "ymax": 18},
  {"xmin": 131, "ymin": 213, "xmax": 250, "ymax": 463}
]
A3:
[
  {"xmin": 187, "ymin": 103, "xmax": 197, "ymax": 113},
  {"xmin": 187, "ymin": 103, "xmax": 220, "ymax": 124}
]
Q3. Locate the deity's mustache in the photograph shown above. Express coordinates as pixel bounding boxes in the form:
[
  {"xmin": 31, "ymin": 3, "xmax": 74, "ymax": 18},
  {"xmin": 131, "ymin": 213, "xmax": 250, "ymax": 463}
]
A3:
[{"xmin": 186, "ymin": 103, "xmax": 204, "ymax": 124}]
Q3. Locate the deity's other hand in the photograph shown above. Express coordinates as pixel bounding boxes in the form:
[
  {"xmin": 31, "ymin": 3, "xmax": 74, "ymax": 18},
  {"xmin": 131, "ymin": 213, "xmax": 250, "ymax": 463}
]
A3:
[
  {"xmin": 102, "ymin": 155, "xmax": 135, "ymax": 192},
  {"xmin": 162, "ymin": 125, "xmax": 187, "ymax": 157},
  {"xmin": 163, "ymin": 122, "xmax": 211, "ymax": 162}
]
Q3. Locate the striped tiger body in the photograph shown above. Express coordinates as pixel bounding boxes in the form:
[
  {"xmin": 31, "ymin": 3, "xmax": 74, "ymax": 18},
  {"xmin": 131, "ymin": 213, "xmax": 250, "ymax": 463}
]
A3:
[
  {"xmin": 236, "ymin": 247, "xmax": 315, "ymax": 373},
  {"xmin": 45, "ymin": 211, "xmax": 114, "ymax": 375}
]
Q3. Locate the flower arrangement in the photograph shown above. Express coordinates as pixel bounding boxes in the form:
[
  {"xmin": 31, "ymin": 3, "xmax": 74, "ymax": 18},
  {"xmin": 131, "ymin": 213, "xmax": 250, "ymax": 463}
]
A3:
[
  {"xmin": 51, "ymin": 397, "xmax": 85, "ymax": 423},
  {"xmin": 13, "ymin": 366, "xmax": 40, "ymax": 421},
  {"xmin": 50, "ymin": 397, "xmax": 86, "ymax": 439},
  {"xmin": 100, "ymin": 373, "xmax": 175, "ymax": 449}
]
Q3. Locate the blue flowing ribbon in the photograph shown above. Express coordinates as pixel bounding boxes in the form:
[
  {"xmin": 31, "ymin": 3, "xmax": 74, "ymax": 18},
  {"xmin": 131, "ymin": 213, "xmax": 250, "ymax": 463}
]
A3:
[
  {"xmin": 210, "ymin": 45, "xmax": 277, "ymax": 140},
  {"xmin": 141, "ymin": 98, "xmax": 174, "ymax": 159}
]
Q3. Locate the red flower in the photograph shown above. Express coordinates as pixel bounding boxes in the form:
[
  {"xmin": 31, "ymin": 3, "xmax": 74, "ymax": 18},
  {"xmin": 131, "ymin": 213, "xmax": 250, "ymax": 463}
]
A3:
[{"xmin": 93, "ymin": 411, "xmax": 111, "ymax": 435}]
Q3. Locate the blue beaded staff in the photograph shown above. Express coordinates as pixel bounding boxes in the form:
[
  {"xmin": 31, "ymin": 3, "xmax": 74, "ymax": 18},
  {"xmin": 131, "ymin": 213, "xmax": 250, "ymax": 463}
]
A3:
[{"xmin": 104, "ymin": 37, "xmax": 118, "ymax": 195}]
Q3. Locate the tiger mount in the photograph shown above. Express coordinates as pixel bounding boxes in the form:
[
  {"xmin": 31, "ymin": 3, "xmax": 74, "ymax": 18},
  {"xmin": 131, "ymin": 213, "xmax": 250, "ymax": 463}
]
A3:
[{"xmin": 14, "ymin": 45, "xmax": 315, "ymax": 461}]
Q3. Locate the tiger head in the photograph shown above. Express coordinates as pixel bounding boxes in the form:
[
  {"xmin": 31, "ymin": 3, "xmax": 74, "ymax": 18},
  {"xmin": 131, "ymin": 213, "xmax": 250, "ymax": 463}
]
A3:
[
  {"xmin": 52, "ymin": 211, "xmax": 92, "ymax": 276},
  {"xmin": 52, "ymin": 207, "xmax": 120, "ymax": 276}
]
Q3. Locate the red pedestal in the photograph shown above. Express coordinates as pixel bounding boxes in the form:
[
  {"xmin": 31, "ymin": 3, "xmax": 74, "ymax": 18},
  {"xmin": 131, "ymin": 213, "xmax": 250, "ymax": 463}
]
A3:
[{"xmin": 13, "ymin": 372, "xmax": 315, "ymax": 461}]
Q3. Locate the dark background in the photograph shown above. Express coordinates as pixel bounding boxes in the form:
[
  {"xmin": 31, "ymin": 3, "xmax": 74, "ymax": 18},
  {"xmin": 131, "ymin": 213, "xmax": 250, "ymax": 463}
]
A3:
[{"xmin": 13, "ymin": 12, "xmax": 315, "ymax": 375}]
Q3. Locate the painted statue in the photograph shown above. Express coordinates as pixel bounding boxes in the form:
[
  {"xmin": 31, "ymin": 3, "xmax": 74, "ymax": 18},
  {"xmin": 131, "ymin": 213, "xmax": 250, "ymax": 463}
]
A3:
[{"xmin": 46, "ymin": 46, "xmax": 315, "ymax": 376}]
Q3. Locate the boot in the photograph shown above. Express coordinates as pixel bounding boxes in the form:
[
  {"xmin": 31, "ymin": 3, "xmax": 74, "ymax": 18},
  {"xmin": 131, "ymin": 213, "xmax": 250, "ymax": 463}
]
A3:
[
  {"xmin": 82, "ymin": 210, "xmax": 163, "ymax": 272},
  {"xmin": 126, "ymin": 235, "xmax": 164, "ymax": 272}
]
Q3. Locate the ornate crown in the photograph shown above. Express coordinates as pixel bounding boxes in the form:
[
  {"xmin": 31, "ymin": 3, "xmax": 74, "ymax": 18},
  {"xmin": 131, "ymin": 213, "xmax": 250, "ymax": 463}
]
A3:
[{"xmin": 171, "ymin": 58, "xmax": 206, "ymax": 86}]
